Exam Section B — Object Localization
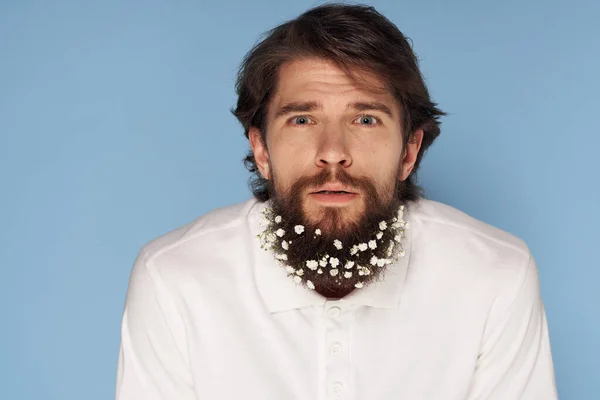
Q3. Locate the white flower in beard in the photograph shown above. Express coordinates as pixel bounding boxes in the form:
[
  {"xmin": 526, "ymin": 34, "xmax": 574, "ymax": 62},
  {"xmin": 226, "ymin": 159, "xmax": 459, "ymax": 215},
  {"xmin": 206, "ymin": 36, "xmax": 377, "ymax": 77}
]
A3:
[
  {"xmin": 329, "ymin": 257, "xmax": 340, "ymax": 268},
  {"xmin": 306, "ymin": 260, "xmax": 318, "ymax": 270}
]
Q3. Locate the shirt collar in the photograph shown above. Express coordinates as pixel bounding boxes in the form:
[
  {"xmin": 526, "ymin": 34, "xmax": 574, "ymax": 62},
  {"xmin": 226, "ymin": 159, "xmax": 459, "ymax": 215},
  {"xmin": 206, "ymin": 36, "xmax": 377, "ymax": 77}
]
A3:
[{"xmin": 248, "ymin": 200, "xmax": 413, "ymax": 313}]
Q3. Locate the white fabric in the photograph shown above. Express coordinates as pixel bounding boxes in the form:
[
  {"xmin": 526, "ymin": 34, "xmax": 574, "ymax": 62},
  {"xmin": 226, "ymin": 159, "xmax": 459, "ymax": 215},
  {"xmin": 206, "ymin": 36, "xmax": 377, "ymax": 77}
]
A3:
[{"xmin": 116, "ymin": 198, "xmax": 558, "ymax": 399}]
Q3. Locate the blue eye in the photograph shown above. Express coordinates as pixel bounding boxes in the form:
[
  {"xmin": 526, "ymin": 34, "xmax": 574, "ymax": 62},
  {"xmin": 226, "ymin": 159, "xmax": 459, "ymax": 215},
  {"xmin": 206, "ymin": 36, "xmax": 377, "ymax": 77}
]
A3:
[
  {"xmin": 356, "ymin": 115, "xmax": 379, "ymax": 126},
  {"xmin": 291, "ymin": 116, "xmax": 312, "ymax": 125}
]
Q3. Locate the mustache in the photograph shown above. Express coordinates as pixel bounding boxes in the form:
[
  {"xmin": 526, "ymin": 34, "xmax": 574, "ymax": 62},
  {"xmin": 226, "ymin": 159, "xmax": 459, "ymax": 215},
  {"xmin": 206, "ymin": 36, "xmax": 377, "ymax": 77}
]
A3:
[{"xmin": 290, "ymin": 168, "xmax": 375, "ymax": 194}]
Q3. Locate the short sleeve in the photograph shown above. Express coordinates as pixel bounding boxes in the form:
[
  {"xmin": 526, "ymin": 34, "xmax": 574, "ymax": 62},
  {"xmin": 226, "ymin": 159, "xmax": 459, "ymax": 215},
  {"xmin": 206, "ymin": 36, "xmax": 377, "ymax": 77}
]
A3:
[
  {"xmin": 116, "ymin": 250, "xmax": 196, "ymax": 400},
  {"xmin": 465, "ymin": 254, "xmax": 559, "ymax": 399}
]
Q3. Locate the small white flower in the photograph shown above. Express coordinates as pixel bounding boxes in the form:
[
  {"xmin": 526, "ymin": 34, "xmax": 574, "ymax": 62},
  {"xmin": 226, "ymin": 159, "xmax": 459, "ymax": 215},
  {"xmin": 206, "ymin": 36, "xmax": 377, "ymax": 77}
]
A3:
[
  {"xmin": 274, "ymin": 215, "xmax": 282, "ymax": 223},
  {"xmin": 293, "ymin": 275, "xmax": 302, "ymax": 284},
  {"xmin": 260, "ymin": 215, "xmax": 270, "ymax": 227},
  {"xmin": 281, "ymin": 240, "xmax": 289, "ymax": 250},
  {"xmin": 330, "ymin": 268, "xmax": 339, "ymax": 276},
  {"xmin": 400, "ymin": 205, "xmax": 405, "ymax": 211},
  {"xmin": 319, "ymin": 258, "xmax": 328, "ymax": 267},
  {"xmin": 394, "ymin": 234, "xmax": 402, "ymax": 242},
  {"xmin": 405, "ymin": 222, "xmax": 411, "ymax": 229},
  {"xmin": 397, "ymin": 210, "xmax": 404, "ymax": 219},
  {"xmin": 294, "ymin": 225, "xmax": 305, "ymax": 234},
  {"xmin": 266, "ymin": 233, "xmax": 277, "ymax": 243},
  {"xmin": 315, "ymin": 229, "xmax": 321, "ymax": 236},
  {"xmin": 386, "ymin": 243, "xmax": 394, "ymax": 257},
  {"xmin": 399, "ymin": 250, "xmax": 406, "ymax": 257},
  {"xmin": 344, "ymin": 271, "xmax": 352, "ymax": 278},
  {"xmin": 333, "ymin": 239, "xmax": 343, "ymax": 250},
  {"xmin": 379, "ymin": 221, "xmax": 388, "ymax": 230},
  {"xmin": 355, "ymin": 282, "xmax": 364, "ymax": 289},
  {"xmin": 306, "ymin": 260, "xmax": 318, "ymax": 270},
  {"xmin": 358, "ymin": 269, "xmax": 364, "ymax": 276},
  {"xmin": 276, "ymin": 253, "xmax": 288, "ymax": 261},
  {"xmin": 344, "ymin": 261, "xmax": 355, "ymax": 269},
  {"xmin": 317, "ymin": 268, "xmax": 323, "ymax": 274},
  {"xmin": 306, "ymin": 280, "xmax": 315, "ymax": 290},
  {"xmin": 368, "ymin": 240, "xmax": 377, "ymax": 249},
  {"xmin": 296, "ymin": 269, "xmax": 304, "ymax": 276},
  {"xmin": 276, "ymin": 228, "xmax": 285, "ymax": 237},
  {"xmin": 350, "ymin": 245, "xmax": 359, "ymax": 255},
  {"xmin": 370, "ymin": 256, "xmax": 378, "ymax": 265},
  {"xmin": 376, "ymin": 258, "xmax": 386, "ymax": 267},
  {"xmin": 286, "ymin": 266, "xmax": 296, "ymax": 274},
  {"xmin": 362, "ymin": 267, "xmax": 371, "ymax": 276},
  {"xmin": 329, "ymin": 257, "xmax": 340, "ymax": 268},
  {"xmin": 376, "ymin": 231, "xmax": 383, "ymax": 240},
  {"xmin": 358, "ymin": 243, "xmax": 368, "ymax": 251}
]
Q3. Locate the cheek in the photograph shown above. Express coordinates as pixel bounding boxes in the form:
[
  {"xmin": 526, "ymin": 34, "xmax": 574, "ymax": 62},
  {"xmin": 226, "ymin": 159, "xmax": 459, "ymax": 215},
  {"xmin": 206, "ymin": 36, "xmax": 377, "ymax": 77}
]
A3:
[
  {"xmin": 354, "ymin": 136, "xmax": 403, "ymax": 176},
  {"xmin": 268, "ymin": 142, "xmax": 314, "ymax": 188}
]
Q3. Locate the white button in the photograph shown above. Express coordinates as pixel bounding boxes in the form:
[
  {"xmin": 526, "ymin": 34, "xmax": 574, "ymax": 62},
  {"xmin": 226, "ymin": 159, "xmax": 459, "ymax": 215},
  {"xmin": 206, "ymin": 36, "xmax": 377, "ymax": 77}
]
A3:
[
  {"xmin": 327, "ymin": 306, "xmax": 341, "ymax": 317},
  {"xmin": 331, "ymin": 381, "xmax": 344, "ymax": 396},
  {"xmin": 329, "ymin": 342, "xmax": 343, "ymax": 356}
]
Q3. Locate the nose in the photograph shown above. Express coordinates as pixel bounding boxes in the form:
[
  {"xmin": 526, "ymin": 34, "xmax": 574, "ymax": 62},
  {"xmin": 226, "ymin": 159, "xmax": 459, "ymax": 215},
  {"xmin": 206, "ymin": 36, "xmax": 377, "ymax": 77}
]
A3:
[{"xmin": 315, "ymin": 127, "xmax": 353, "ymax": 168}]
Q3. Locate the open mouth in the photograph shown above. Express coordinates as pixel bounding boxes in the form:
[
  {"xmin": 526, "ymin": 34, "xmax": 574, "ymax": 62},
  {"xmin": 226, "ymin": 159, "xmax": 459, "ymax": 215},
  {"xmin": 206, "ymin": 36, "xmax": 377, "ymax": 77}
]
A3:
[{"xmin": 315, "ymin": 190, "xmax": 353, "ymax": 194}]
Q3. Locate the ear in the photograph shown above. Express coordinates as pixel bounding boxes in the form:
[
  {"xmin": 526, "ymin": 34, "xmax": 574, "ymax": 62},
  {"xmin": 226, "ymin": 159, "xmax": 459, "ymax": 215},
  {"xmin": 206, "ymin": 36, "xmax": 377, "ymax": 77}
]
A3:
[
  {"xmin": 399, "ymin": 129, "xmax": 424, "ymax": 181},
  {"xmin": 249, "ymin": 127, "xmax": 271, "ymax": 180}
]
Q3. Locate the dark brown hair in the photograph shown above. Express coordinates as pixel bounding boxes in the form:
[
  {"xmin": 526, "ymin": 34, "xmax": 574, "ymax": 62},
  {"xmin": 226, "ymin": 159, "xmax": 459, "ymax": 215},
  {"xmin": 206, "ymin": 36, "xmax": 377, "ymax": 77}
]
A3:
[{"xmin": 233, "ymin": 3, "xmax": 445, "ymax": 202}]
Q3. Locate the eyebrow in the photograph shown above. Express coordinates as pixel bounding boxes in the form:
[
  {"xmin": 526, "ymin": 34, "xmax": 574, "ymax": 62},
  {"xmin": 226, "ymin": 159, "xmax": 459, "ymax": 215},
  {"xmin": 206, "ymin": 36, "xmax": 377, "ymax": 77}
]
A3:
[
  {"xmin": 350, "ymin": 101, "xmax": 394, "ymax": 118},
  {"xmin": 273, "ymin": 101, "xmax": 320, "ymax": 119},
  {"xmin": 273, "ymin": 101, "xmax": 394, "ymax": 119}
]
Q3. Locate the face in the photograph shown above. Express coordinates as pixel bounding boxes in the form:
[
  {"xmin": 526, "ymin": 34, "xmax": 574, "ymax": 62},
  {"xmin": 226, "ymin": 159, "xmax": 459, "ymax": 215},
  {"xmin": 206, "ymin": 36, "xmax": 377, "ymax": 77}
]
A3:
[{"xmin": 250, "ymin": 58, "xmax": 422, "ymax": 233}]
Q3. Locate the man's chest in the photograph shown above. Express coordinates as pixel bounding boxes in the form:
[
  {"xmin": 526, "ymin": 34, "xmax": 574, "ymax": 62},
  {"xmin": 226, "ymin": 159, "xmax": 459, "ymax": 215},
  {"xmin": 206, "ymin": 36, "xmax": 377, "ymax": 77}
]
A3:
[{"xmin": 180, "ymin": 289, "xmax": 488, "ymax": 400}]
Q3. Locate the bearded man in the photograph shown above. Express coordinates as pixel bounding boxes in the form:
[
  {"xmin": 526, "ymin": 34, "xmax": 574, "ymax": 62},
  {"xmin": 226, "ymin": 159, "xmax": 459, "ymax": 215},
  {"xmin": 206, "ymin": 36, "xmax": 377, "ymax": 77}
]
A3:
[{"xmin": 116, "ymin": 4, "xmax": 558, "ymax": 399}]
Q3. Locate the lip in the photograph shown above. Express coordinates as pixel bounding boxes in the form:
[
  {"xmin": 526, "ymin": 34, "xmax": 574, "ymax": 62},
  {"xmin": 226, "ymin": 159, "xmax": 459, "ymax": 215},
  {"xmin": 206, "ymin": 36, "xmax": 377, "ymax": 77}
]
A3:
[
  {"xmin": 308, "ymin": 183, "xmax": 359, "ymax": 206},
  {"xmin": 310, "ymin": 183, "xmax": 357, "ymax": 194},
  {"xmin": 309, "ymin": 191, "xmax": 358, "ymax": 205}
]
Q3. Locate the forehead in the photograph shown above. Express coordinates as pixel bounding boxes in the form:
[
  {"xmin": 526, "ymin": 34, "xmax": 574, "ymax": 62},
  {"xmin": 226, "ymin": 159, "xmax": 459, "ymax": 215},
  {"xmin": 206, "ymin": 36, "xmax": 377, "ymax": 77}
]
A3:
[{"xmin": 271, "ymin": 58, "xmax": 399, "ymax": 110}]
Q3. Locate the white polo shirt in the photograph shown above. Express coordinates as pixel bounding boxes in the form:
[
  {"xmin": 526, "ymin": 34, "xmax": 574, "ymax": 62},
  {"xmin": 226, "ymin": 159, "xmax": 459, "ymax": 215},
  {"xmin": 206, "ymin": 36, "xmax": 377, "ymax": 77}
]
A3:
[{"xmin": 116, "ymin": 198, "xmax": 558, "ymax": 399}]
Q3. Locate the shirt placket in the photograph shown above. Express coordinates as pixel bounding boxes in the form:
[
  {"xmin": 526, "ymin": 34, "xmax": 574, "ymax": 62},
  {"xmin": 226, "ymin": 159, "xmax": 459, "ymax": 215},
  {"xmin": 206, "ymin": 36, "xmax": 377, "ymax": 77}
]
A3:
[{"xmin": 322, "ymin": 301, "xmax": 354, "ymax": 400}]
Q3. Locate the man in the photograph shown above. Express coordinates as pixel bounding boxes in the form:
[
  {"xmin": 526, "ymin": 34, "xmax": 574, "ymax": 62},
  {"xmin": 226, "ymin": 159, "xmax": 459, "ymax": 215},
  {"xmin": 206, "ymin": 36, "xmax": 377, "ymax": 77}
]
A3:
[{"xmin": 116, "ymin": 4, "xmax": 558, "ymax": 399}]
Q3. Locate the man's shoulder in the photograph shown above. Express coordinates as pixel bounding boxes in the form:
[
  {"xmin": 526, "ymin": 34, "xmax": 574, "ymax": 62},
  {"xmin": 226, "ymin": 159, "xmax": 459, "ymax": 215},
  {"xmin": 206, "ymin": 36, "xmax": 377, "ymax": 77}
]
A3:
[
  {"xmin": 410, "ymin": 198, "xmax": 530, "ymax": 258},
  {"xmin": 137, "ymin": 198, "xmax": 259, "ymax": 266}
]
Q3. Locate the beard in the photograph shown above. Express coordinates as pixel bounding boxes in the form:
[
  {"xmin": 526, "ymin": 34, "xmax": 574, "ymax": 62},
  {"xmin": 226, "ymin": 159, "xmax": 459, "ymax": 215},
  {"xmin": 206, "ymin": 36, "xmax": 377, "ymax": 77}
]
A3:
[{"xmin": 263, "ymin": 167, "xmax": 406, "ymax": 299}]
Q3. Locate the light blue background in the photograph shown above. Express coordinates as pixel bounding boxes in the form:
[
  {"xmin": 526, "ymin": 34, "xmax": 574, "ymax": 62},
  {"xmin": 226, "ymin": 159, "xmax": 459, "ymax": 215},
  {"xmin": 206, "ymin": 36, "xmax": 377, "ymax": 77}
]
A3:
[{"xmin": 1, "ymin": 0, "xmax": 598, "ymax": 399}]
